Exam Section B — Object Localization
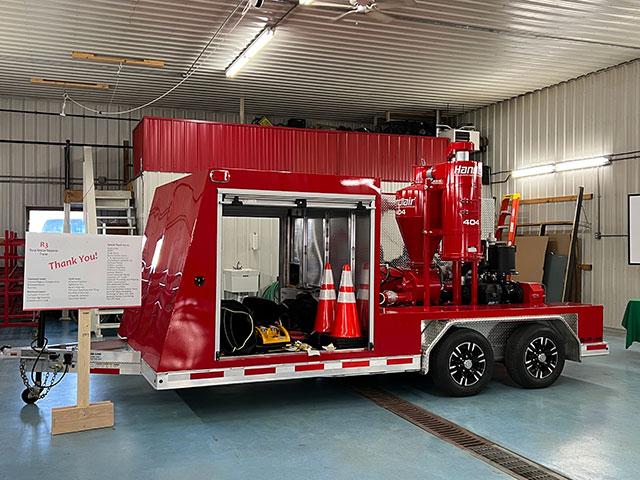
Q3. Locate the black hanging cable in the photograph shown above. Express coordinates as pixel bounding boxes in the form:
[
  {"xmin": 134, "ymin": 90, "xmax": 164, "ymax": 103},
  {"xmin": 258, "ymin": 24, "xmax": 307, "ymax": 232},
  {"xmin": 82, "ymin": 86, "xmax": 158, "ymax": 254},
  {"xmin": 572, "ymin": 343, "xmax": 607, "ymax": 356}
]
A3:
[
  {"xmin": 66, "ymin": 0, "xmax": 250, "ymax": 116},
  {"xmin": 30, "ymin": 337, "xmax": 69, "ymax": 389},
  {"xmin": 183, "ymin": 0, "xmax": 249, "ymax": 77}
]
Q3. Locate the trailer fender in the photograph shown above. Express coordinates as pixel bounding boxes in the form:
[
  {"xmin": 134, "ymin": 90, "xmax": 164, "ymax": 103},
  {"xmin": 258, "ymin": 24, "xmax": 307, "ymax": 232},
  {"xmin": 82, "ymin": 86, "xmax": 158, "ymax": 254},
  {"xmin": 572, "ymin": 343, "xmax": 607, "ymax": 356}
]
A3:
[{"xmin": 420, "ymin": 314, "xmax": 581, "ymax": 375}]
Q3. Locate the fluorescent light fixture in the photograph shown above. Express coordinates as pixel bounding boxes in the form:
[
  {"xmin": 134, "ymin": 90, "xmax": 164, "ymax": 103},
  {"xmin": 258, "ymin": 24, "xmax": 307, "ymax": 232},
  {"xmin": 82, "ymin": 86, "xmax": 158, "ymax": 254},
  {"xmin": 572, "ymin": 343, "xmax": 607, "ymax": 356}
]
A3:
[
  {"xmin": 72, "ymin": 51, "xmax": 165, "ymax": 68},
  {"xmin": 298, "ymin": 0, "xmax": 315, "ymax": 4},
  {"xmin": 511, "ymin": 155, "xmax": 611, "ymax": 179},
  {"xmin": 511, "ymin": 164, "xmax": 555, "ymax": 178},
  {"xmin": 225, "ymin": 27, "xmax": 275, "ymax": 78},
  {"xmin": 555, "ymin": 156, "xmax": 610, "ymax": 172}
]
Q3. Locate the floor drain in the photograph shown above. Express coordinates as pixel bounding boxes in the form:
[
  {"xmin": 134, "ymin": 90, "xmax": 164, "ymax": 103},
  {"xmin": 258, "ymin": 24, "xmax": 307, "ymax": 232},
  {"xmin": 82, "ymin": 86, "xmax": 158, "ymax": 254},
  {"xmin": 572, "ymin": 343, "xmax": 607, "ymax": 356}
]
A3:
[{"xmin": 355, "ymin": 386, "xmax": 571, "ymax": 480}]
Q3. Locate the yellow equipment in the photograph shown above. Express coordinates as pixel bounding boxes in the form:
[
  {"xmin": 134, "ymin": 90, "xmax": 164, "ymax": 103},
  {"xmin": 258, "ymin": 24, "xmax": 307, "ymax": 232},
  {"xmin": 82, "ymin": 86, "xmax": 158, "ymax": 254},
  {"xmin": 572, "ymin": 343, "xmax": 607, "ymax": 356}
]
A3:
[{"xmin": 255, "ymin": 324, "xmax": 290, "ymax": 350}]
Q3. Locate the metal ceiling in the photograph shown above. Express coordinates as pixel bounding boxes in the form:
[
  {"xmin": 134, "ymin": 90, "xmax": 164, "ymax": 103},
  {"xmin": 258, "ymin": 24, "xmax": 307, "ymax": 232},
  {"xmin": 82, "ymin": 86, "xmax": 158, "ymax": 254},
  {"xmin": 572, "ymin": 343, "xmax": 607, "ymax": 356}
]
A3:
[{"xmin": 2, "ymin": 0, "xmax": 640, "ymax": 122}]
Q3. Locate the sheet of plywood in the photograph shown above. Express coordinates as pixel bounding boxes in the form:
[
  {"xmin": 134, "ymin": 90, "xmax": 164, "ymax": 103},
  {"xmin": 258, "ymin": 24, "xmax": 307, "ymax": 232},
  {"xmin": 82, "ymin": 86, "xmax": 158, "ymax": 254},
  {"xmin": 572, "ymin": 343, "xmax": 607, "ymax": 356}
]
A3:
[
  {"xmin": 513, "ymin": 236, "xmax": 549, "ymax": 283},
  {"xmin": 543, "ymin": 253, "xmax": 567, "ymax": 302},
  {"xmin": 546, "ymin": 233, "xmax": 582, "ymax": 302},
  {"xmin": 546, "ymin": 234, "xmax": 571, "ymax": 256}
]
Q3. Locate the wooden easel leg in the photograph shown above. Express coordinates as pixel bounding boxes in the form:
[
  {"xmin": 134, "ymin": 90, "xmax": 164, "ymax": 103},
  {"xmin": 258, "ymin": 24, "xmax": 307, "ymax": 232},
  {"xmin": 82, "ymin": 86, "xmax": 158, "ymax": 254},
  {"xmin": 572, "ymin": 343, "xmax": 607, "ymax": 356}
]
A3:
[{"xmin": 51, "ymin": 309, "xmax": 114, "ymax": 435}]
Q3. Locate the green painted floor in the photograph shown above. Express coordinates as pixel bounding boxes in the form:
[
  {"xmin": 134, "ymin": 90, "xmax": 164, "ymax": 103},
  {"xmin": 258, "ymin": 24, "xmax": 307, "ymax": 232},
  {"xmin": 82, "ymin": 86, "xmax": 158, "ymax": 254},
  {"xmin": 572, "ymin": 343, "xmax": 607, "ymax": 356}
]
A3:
[{"xmin": 1, "ymin": 322, "xmax": 637, "ymax": 480}]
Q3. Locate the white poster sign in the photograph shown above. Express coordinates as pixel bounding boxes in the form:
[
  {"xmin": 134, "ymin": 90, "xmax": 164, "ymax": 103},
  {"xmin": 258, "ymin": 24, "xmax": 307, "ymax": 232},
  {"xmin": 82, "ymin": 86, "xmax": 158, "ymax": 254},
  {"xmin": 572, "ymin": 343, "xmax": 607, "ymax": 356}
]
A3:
[{"xmin": 23, "ymin": 233, "xmax": 142, "ymax": 310}]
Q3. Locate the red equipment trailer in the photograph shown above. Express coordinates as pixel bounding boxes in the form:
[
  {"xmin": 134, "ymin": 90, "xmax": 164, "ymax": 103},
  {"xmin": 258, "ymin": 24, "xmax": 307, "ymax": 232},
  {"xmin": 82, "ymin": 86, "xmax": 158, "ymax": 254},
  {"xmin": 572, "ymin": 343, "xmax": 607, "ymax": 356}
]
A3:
[{"xmin": 3, "ymin": 143, "xmax": 608, "ymax": 401}]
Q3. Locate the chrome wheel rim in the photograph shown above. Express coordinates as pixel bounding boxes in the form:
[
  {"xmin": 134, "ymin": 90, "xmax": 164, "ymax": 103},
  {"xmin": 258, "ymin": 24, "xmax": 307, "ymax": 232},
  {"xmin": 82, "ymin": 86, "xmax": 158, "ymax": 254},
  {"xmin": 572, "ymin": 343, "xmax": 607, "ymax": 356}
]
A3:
[
  {"xmin": 448, "ymin": 341, "xmax": 486, "ymax": 387},
  {"xmin": 525, "ymin": 336, "xmax": 559, "ymax": 379}
]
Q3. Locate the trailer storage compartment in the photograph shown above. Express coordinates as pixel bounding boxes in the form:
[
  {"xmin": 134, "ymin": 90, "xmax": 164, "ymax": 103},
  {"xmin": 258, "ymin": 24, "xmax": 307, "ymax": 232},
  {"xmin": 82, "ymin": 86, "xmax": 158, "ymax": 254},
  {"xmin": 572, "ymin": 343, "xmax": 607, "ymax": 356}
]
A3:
[{"xmin": 216, "ymin": 184, "xmax": 375, "ymax": 356}]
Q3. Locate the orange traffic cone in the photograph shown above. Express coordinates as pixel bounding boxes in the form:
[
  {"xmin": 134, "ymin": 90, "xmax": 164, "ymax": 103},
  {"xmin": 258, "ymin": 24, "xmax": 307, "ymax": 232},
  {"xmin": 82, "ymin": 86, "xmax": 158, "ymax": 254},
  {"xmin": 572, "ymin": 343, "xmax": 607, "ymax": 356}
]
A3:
[
  {"xmin": 313, "ymin": 263, "xmax": 336, "ymax": 334},
  {"xmin": 356, "ymin": 262, "xmax": 369, "ymax": 333},
  {"xmin": 330, "ymin": 264, "xmax": 364, "ymax": 348}
]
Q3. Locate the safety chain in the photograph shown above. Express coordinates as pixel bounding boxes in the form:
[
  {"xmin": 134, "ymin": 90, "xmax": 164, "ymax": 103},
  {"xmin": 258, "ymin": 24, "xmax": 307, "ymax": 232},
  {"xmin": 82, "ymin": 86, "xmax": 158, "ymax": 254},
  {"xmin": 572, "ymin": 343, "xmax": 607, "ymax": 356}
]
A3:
[{"xmin": 19, "ymin": 359, "xmax": 62, "ymax": 400}]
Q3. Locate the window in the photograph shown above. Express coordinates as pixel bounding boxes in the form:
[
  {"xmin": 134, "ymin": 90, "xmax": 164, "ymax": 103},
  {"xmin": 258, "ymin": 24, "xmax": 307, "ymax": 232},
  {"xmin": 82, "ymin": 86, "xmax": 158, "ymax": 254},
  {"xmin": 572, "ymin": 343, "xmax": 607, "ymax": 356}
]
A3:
[{"xmin": 27, "ymin": 208, "xmax": 85, "ymax": 234}]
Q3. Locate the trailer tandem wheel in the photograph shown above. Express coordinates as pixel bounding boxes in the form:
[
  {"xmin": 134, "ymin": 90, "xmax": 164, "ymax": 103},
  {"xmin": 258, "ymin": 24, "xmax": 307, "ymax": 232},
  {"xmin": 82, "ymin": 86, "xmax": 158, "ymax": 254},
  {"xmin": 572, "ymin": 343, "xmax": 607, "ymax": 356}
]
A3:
[
  {"xmin": 431, "ymin": 328, "xmax": 495, "ymax": 397},
  {"xmin": 504, "ymin": 324, "xmax": 566, "ymax": 388}
]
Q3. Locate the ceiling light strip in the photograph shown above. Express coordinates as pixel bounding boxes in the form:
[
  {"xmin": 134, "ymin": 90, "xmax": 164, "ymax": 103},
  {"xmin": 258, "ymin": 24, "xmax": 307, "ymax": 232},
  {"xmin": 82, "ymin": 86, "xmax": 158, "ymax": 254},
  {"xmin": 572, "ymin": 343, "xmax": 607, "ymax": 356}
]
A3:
[
  {"xmin": 555, "ymin": 156, "xmax": 610, "ymax": 171},
  {"xmin": 225, "ymin": 27, "xmax": 275, "ymax": 79},
  {"xmin": 511, "ymin": 164, "xmax": 555, "ymax": 178},
  {"xmin": 512, "ymin": 156, "xmax": 611, "ymax": 178}
]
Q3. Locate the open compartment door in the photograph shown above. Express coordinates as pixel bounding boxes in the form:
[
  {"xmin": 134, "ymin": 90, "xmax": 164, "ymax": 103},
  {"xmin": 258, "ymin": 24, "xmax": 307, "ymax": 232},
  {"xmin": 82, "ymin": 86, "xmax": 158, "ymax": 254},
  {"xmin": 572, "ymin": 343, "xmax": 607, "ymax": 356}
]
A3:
[{"xmin": 215, "ymin": 189, "xmax": 376, "ymax": 359}]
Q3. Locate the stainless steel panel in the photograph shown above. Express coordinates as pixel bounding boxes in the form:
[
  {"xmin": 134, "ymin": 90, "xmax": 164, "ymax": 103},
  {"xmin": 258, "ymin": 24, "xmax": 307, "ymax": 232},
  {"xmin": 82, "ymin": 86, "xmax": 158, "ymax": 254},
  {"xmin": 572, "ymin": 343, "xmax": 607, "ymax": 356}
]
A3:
[
  {"xmin": 380, "ymin": 193, "xmax": 410, "ymax": 269},
  {"xmin": 328, "ymin": 216, "xmax": 350, "ymax": 287},
  {"xmin": 355, "ymin": 212, "xmax": 372, "ymax": 337},
  {"xmin": 305, "ymin": 217, "xmax": 324, "ymax": 287},
  {"xmin": 481, "ymin": 197, "xmax": 495, "ymax": 240}
]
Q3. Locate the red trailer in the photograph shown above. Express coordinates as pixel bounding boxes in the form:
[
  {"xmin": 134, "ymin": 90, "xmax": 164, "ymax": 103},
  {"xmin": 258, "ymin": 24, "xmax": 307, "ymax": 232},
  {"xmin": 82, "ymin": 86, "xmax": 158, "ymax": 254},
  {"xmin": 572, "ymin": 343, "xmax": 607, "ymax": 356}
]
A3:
[{"xmin": 4, "ymin": 144, "xmax": 608, "ymax": 401}]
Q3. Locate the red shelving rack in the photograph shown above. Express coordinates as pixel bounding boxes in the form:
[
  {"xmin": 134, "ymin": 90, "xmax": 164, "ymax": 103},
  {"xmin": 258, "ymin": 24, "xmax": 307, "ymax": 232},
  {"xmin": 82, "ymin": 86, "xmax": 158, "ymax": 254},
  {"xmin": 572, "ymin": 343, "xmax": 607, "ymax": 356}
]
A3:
[{"xmin": 1, "ymin": 230, "xmax": 37, "ymax": 328}]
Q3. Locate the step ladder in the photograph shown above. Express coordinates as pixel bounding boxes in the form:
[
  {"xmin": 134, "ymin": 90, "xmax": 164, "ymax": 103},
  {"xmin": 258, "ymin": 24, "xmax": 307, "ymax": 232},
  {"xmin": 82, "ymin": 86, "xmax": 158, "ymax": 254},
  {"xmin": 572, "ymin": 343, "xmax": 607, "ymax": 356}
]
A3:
[
  {"xmin": 62, "ymin": 190, "xmax": 137, "ymax": 336},
  {"xmin": 93, "ymin": 191, "xmax": 137, "ymax": 337},
  {"xmin": 495, "ymin": 193, "xmax": 521, "ymax": 246},
  {"xmin": 95, "ymin": 190, "xmax": 137, "ymax": 236},
  {"xmin": 71, "ymin": 148, "xmax": 138, "ymax": 338}
]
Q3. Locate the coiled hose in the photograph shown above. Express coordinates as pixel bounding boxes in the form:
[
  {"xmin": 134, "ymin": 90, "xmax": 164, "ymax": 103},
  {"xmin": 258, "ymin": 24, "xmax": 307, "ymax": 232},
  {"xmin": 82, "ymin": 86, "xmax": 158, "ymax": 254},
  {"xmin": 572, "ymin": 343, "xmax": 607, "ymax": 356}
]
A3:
[{"xmin": 221, "ymin": 305, "xmax": 255, "ymax": 355}]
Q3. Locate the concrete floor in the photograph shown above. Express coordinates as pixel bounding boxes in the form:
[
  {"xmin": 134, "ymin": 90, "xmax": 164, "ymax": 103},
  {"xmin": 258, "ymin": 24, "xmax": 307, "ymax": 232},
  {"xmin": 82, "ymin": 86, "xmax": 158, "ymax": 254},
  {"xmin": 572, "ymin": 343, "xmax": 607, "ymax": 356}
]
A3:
[{"xmin": 1, "ymin": 322, "xmax": 637, "ymax": 480}]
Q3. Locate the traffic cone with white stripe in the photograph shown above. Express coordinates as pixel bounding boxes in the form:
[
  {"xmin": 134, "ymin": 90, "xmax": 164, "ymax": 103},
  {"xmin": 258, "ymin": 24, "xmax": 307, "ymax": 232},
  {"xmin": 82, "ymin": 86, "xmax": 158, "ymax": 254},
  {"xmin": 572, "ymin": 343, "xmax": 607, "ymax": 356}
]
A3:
[
  {"xmin": 313, "ymin": 262, "xmax": 336, "ymax": 335},
  {"xmin": 330, "ymin": 264, "xmax": 364, "ymax": 348},
  {"xmin": 356, "ymin": 262, "xmax": 369, "ymax": 333}
]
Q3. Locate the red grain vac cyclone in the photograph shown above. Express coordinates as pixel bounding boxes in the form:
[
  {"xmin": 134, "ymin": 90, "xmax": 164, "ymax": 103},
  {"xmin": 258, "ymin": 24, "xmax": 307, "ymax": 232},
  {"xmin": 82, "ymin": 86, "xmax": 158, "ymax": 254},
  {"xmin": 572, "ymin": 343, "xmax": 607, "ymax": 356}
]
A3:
[{"xmin": 382, "ymin": 141, "xmax": 483, "ymax": 306}]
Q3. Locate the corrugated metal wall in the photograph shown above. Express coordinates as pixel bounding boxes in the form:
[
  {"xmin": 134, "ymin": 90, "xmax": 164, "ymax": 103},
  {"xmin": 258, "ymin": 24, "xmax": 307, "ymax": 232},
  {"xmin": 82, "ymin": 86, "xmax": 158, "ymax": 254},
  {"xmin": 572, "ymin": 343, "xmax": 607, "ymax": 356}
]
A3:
[
  {"xmin": 460, "ymin": 60, "xmax": 640, "ymax": 329},
  {"xmin": 0, "ymin": 94, "xmax": 367, "ymax": 234}
]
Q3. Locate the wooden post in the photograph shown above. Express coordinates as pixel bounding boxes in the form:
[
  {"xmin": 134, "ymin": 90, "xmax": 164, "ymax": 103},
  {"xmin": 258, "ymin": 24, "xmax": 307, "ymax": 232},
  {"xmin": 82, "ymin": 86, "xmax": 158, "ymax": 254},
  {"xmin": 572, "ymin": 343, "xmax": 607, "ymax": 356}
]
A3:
[
  {"xmin": 51, "ymin": 147, "xmax": 114, "ymax": 435},
  {"xmin": 76, "ymin": 309, "xmax": 91, "ymax": 408},
  {"xmin": 51, "ymin": 311, "xmax": 113, "ymax": 434},
  {"xmin": 562, "ymin": 186, "xmax": 584, "ymax": 302},
  {"xmin": 61, "ymin": 195, "xmax": 72, "ymax": 322}
]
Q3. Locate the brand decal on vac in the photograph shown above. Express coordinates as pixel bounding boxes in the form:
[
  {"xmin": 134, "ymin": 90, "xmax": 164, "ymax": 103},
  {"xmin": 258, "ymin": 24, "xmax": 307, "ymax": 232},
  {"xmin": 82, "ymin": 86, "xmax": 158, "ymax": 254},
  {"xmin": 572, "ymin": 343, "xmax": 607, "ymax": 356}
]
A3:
[
  {"xmin": 396, "ymin": 198, "xmax": 416, "ymax": 207},
  {"xmin": 454, "ymin": 165, "xmax": 477, "ymax": 175},
  {"xmin": 395, "ymin": 197, "xmax": 416, "ymax": 216}
]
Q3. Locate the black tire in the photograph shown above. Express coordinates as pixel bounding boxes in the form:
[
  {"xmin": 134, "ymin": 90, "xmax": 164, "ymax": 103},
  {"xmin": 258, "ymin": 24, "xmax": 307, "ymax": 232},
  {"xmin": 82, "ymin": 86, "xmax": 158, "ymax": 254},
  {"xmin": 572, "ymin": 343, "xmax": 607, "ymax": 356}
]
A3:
[
  {"xmin": 505, "ymin": 324, "xmax": 565, "ymax": 389},
  {"xmin": 21, "ymin": 388, "xmax": 39, "ymax": 405},
  {"xmin": 431, "ymin": 328, "xmax": 495, "ymax": 397}
]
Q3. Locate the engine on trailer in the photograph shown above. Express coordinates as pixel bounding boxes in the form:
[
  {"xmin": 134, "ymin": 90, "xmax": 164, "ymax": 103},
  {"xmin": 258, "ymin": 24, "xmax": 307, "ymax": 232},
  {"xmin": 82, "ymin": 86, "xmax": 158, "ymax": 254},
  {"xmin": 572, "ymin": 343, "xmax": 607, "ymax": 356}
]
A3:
[
  {"xmin": 462, "ymin": 244, "xmax": 523, "ymax": 305},
  {"xmin": 380, "ymin": 142, "xmax": 540, "ymax": 308}
]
